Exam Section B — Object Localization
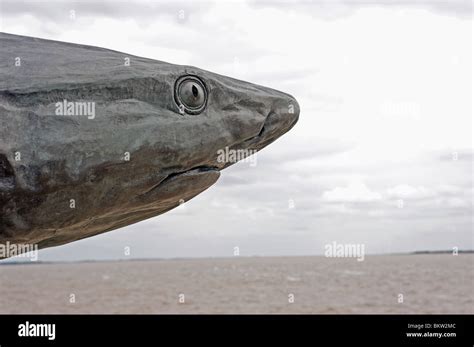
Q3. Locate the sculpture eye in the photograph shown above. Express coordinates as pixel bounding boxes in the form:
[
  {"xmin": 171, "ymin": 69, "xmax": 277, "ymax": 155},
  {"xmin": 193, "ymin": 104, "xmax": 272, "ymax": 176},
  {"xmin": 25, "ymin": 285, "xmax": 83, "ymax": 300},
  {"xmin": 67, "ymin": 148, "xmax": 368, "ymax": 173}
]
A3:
[{"xmin": 174, "ymin": 76, "xmax": 208, "ymax": 114}]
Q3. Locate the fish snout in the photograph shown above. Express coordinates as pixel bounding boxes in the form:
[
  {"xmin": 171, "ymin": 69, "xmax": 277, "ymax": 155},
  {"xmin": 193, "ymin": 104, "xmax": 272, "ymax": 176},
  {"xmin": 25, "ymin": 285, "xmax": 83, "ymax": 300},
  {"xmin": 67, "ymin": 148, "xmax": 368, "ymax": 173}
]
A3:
[{"xmin": 251, "ymin": 92, "xmax": 300, "ymax": 149}]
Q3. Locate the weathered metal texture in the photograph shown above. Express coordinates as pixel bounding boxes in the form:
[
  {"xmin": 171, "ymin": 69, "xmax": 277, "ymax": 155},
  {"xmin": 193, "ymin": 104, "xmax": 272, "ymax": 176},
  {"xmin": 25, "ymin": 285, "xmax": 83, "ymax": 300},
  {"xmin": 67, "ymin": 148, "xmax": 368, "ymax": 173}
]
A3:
[{"xmin": 0, "ymin": 33, "xmax": 299, "ymax": 254}]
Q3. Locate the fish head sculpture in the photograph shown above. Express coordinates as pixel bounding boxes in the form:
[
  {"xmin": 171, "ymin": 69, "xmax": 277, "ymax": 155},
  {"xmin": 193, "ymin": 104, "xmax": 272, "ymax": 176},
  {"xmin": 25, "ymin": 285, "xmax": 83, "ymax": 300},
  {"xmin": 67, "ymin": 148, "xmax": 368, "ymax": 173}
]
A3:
[{"xmin": 0, "ymin": 32, "xmax": 299, "ymax": 253}]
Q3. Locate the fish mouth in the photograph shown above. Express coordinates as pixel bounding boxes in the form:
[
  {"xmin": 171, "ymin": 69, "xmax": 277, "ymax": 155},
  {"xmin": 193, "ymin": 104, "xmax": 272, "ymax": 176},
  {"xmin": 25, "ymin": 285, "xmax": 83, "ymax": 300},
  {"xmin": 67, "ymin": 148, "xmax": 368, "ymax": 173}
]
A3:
[
  {"xmin": 34, "ymin": 166, "xmax": 221, "ymax": 251},
  {"xmin": 141, "ymin": 165, "xmax": 220, "ymax": 198},
  {"xmin": 160, "ymin": 165, "xmax": 220, "ymax": 183}
]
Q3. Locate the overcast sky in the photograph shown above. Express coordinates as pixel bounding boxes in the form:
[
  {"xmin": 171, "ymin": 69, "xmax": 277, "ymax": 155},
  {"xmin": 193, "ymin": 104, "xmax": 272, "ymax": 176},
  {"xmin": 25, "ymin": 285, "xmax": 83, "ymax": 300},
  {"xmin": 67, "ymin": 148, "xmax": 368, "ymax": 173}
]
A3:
[{"xmin": 0, "ymin": 0, "xmax": 472, "ymax": 261}]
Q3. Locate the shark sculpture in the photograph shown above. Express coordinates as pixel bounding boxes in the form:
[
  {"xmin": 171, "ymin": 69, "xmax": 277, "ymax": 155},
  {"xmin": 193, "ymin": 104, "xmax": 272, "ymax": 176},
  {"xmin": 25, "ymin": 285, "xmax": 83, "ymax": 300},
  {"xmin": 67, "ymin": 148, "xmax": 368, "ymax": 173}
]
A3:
[{"xmin": 0, "ymin": 33, "xmax": 299, "ymax": 255}]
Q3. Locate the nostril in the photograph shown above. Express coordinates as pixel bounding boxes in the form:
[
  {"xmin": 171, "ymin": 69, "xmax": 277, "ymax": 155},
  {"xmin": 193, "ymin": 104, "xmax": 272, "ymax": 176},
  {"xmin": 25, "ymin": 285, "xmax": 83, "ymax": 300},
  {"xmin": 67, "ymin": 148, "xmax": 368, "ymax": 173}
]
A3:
[
  {"xmin": 0, "ymin": 153, "xmax": 15, "ymax": 191},
  {"xmin": 0, "ymin": 154, "xmax": 14, "ymax": 178},
  {"xmin": 257, "ymin": 111, "xmax": 277, "ymax": 138}
]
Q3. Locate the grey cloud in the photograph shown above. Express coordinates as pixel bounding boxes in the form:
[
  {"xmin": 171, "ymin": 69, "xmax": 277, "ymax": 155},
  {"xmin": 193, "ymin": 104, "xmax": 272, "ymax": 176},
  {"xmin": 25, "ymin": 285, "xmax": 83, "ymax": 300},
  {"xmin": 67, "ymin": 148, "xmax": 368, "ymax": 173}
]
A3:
[
  {"xmin": 0, "ymin": 1, "xmax": 211, "ymax": 23},
  {"xmin": 244, "ymin": 68, "xmax": 321, "ymax": 88},
  {"xmin": 250, "ymin": 0, "xmax": 472, "ymax": 19},
  {"xmin": 0, "ymin": 1, "xmax": 471, "ymax": 263}
]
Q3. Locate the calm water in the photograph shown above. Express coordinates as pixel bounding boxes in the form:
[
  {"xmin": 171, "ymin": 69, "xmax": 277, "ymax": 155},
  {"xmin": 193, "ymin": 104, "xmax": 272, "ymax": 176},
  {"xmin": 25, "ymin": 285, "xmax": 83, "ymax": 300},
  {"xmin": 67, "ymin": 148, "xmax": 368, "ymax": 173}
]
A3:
[{"xmin": 0, "ymin": 254, "xmax": 472, "ymax": 313}]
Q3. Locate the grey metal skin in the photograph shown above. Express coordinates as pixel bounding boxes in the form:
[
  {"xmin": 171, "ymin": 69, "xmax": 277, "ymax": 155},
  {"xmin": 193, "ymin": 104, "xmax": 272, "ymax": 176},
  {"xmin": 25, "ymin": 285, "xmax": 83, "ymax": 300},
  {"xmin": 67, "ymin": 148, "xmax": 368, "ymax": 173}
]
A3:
[{"xmin": 0, "ymin": 32, "xmax": 299, "ymax": 255}]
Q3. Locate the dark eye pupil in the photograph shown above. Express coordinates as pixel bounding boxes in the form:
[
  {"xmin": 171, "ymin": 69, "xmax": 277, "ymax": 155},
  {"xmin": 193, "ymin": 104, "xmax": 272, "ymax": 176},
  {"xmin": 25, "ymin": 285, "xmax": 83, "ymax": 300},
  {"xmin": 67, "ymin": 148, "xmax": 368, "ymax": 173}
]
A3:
[
  {"xmin": 192, "ymin": 85, "xmax": 198, "ymax": 97},
  {"xmin": 175, "ymin": 76, "xmax": 207, "ymax": 114}
]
